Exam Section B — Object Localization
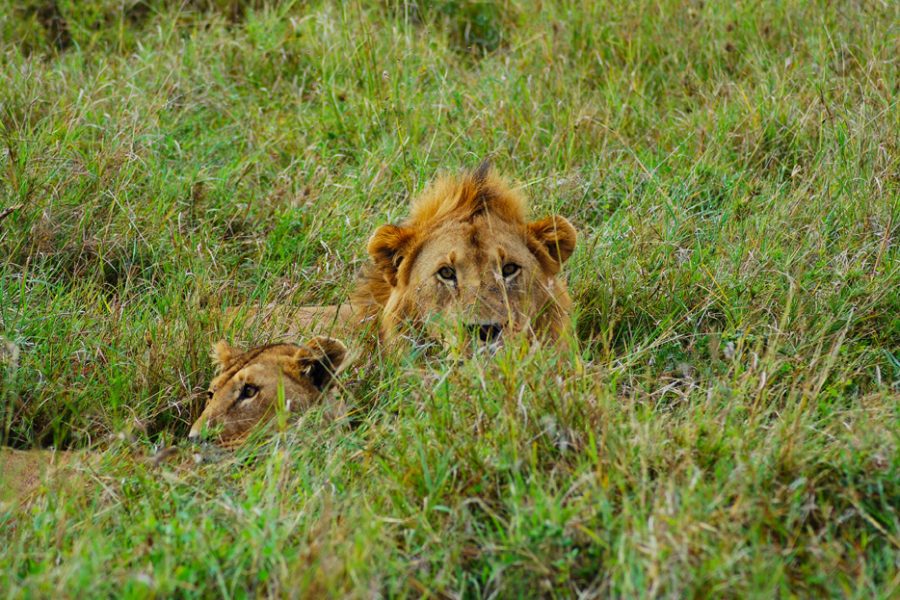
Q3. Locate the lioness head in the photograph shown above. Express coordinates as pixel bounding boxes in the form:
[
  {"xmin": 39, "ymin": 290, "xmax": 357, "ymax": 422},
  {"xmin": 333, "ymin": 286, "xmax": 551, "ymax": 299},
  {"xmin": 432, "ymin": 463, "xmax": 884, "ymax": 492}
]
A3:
[
  {"xmin": 188, "ymin": 337, "xmax": 347, "ymax": 446},
  {"xmin": 353, "ymin": 162, "xmax": 577, "ymax": 349}
]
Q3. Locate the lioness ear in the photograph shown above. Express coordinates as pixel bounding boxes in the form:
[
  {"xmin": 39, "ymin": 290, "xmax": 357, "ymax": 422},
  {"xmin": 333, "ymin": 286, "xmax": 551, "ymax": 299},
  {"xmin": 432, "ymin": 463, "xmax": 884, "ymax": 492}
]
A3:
[
  {"xmin": 528, "ymin": 215, "xmax": 577, "ymax": 268},
  {"xmin": 211, "ymin": 340, "xmax": 236, "ymax": 371},
  {"xmin": 290, "ymin": 337, "xmax": 348, "ymax": 391},
  {"xmin": 367, "ymin": 224, "xmax": 416, "ymax": 286}
]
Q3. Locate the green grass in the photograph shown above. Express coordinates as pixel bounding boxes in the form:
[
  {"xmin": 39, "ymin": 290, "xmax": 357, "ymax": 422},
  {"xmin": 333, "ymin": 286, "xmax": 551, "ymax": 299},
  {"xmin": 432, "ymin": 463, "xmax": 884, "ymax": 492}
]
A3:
[{"xmin": 1, "ymin": 0, "xmax": 898, "ymax": 596}]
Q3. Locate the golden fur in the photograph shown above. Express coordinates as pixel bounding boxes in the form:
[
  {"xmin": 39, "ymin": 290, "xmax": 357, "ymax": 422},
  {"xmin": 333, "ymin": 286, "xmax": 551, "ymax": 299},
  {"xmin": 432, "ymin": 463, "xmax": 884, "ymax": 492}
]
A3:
[
  {"xmin": 0, "ymin": 448, "xmax": 78, "ymax": 506},
  {"xmin": 220, "ymin": 303, "xmax": 372, "ymax": 341},
  {"xmin": 189, "ymin": 337, "xmax": 347, "ymax": 446},
  {"xmin": 351, "ymin": 162, "xmax": 577, "ymax": 348}
]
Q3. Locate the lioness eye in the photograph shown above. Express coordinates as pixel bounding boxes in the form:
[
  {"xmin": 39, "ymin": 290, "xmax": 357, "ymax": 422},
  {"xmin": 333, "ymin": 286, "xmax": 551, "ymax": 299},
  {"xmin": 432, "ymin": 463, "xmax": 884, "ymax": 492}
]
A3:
[
  {"xmin": 501, "ymin": 263, "xmax": 521, "ymax": 277},
  {"xmin": 239, "ymin": 384, "xmax": 259, "ymax": 400},
  {"xmin": 206, "ymin": 390, "xmax": 214, "ymax": 399},
  {"xmin": 436, "ymin": 266, "xmax": 456, "ymax": 281}
]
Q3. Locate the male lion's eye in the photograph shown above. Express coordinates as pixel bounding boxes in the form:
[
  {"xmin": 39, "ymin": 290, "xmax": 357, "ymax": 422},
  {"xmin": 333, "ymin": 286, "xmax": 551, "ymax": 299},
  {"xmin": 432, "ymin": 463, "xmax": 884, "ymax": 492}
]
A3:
[
  {"xmin": 501, "ymin": 263, "xmax": 521, "ymax": 278},
  {"xmin": 436, "ymin": 266, "xmax": 456, "ymax": 281}
]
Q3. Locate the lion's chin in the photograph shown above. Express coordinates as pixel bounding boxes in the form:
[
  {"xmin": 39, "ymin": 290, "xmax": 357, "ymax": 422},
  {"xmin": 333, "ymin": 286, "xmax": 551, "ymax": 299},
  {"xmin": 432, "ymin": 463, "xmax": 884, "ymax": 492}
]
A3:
[
  {"xmin": 390, "ymin": 317, "xmax": 546, "ymax": 359},
  {"xmin": 402, "ymin": 330, "xmax": 507, "ymax": 360}
]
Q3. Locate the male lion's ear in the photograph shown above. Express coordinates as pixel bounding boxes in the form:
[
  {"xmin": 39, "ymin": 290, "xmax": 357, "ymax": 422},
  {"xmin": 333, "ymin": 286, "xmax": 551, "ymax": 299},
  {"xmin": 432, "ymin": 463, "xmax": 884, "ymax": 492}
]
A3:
[
  {"xmin": 289, "ymin": 337, "xmax": 348, "ymax": 391},
  {"xmin": 211, "ymin": 340, "xmax": 236, "ymax": 371},
  {"xmin": 367, "ymin": 224, "xmax": 416, "ymax": 286},
  {"xmin": 528, "ymin": 215, "xmax": 577, "ymax": 268}
]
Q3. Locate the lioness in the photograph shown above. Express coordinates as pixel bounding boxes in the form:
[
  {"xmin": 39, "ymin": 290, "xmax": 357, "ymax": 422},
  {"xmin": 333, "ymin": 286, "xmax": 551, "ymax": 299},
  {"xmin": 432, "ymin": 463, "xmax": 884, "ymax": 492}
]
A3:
[
  {"xmin": 351, "ymin": 161, "xmax": 577, "ymax": 348},
  {"xmin": 188, "ymin": 336, "xmax": 347, "ymax": 446},
  {"xmin": 0, "ymin": 337, "xmax": 347, "ymax": 505}
]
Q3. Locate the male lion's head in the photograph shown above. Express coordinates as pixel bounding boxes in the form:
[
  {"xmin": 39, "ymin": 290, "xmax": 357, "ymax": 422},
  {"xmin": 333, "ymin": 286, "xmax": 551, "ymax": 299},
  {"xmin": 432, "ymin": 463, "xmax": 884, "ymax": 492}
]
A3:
[
  {"xmin": 188, "ymin": 337, "xmax": 347, "ymax": 446},
  {"xmin": 353, "ymin": 162, "xmax": 577, "ymax": 349}
]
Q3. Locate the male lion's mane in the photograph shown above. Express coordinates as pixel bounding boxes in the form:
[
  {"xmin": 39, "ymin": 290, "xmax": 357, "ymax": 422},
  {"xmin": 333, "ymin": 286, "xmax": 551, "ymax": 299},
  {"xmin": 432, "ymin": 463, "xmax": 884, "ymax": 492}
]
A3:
[{"xmin": 350, "ymin": 162, "xmax": 530, "ymax": 318}]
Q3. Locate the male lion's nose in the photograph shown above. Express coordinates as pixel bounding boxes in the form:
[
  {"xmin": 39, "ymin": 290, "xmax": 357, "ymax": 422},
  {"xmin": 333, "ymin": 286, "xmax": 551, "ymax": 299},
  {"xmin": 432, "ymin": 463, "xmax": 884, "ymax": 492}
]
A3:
[{"xmin": 467, "ymin": 323, "xmax": 503, "ymax": 342}]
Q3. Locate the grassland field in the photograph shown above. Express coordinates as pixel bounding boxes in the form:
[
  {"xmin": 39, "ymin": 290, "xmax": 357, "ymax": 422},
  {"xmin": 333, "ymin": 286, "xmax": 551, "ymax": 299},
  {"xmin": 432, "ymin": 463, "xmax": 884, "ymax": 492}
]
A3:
[{"xmin": 0, "ymin": 0, "xmax": 898, "ymax": 597}]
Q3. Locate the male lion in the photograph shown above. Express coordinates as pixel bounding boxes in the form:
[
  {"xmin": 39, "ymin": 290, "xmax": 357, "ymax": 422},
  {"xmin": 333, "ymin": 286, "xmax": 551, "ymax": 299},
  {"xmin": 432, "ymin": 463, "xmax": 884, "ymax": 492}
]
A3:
[
  {"xmin": 351, "ymin": 162, "xmax": 577, "ymax": 349},
  {"xmin": 188, "ymin": 336, "xmax": 347, "ymax": 446}
]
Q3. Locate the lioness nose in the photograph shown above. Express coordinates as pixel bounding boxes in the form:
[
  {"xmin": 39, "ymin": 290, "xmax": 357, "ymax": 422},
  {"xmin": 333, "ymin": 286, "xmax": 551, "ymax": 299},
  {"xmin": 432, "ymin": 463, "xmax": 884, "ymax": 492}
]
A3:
[{"xmin": 467, "ymin": 323, "xmax": 503, "ymax": 342}]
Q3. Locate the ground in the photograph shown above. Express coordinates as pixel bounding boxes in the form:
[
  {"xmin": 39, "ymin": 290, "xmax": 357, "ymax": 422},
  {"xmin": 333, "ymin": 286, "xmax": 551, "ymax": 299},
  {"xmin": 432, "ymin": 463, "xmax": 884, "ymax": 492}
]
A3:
[{"xmin": 0, "ymin": 1, "xmax": 898, "ymax": 596}]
